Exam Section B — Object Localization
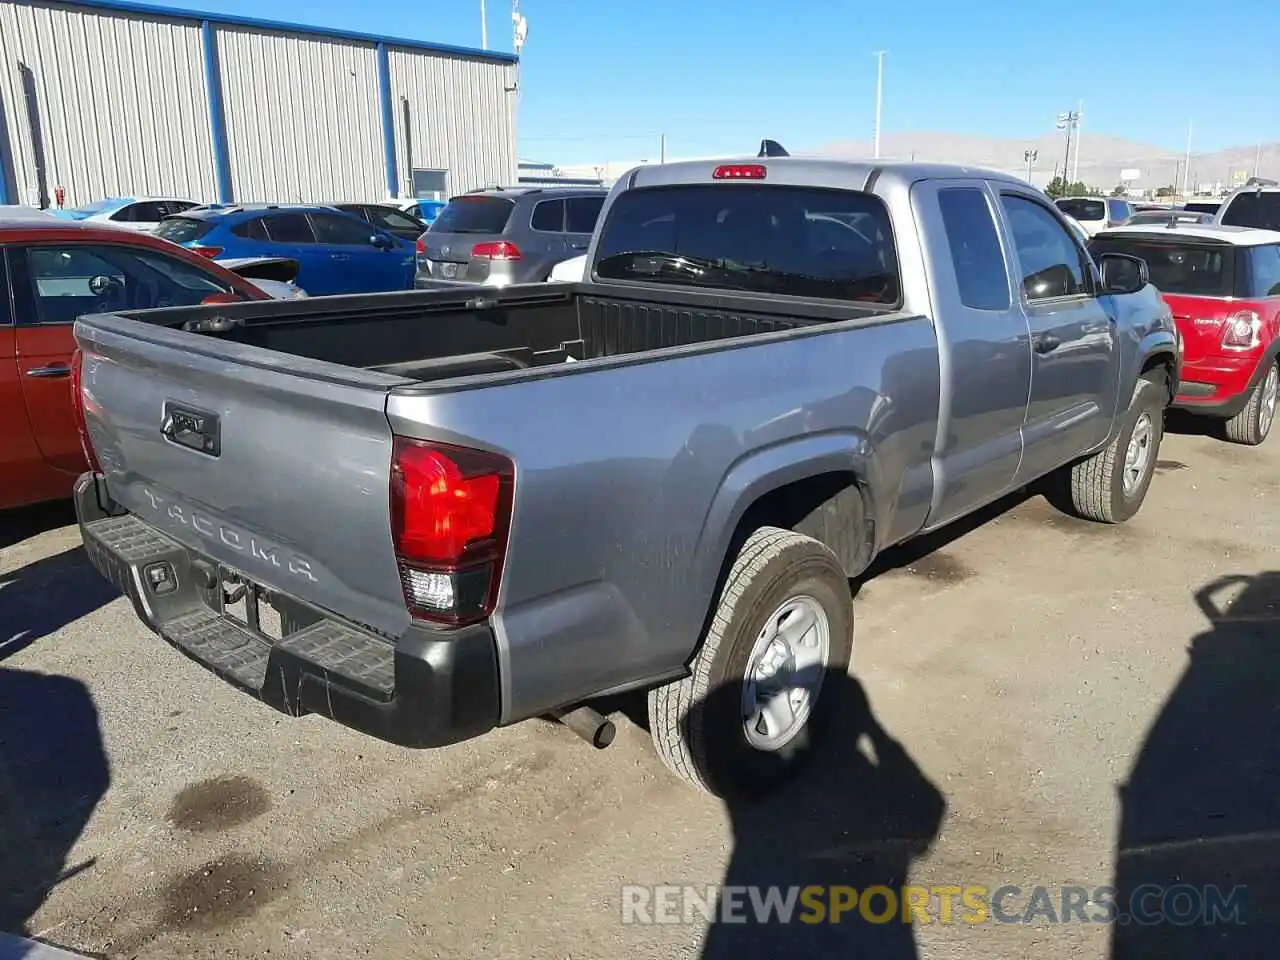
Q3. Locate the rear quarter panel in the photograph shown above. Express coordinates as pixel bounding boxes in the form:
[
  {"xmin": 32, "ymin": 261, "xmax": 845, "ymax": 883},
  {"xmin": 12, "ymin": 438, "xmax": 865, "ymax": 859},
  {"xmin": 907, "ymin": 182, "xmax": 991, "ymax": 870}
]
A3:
[{"xmin": 386, "ymin": 314, "xmax": 941, "ymax": 723}]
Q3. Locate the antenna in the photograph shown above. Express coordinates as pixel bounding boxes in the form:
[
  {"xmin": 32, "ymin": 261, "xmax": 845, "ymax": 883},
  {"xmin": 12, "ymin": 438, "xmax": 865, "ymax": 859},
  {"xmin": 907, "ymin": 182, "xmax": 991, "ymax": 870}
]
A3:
[{"xmin": 758, "ymin": 139, "xmax": 789, "ymax": 158}]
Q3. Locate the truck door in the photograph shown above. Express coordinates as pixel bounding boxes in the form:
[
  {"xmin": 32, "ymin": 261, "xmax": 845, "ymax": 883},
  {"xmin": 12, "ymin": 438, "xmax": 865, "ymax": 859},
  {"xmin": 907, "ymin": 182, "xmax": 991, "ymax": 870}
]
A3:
[
  {"xmin": 912, "ymin": 180, "xmax": 1032, "ymax": 529},
  {"xmin": 994, "ymin": 191, "xmax": 1120, "ymax": 485}
]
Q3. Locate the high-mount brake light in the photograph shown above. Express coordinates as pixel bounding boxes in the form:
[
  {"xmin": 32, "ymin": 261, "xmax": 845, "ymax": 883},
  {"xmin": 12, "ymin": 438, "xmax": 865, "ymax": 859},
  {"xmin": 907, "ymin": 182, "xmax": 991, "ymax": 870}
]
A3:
[
  {"xmin": 390, "ymin": 438, "xmax": 514, "ymax": 626},
  {"xmin": 713, "ymin": 164, "xmax": 767, "ymax": 181},
  {"xmin": 70, "ymin": 349, "xmax": 103, "ymax": 474}
]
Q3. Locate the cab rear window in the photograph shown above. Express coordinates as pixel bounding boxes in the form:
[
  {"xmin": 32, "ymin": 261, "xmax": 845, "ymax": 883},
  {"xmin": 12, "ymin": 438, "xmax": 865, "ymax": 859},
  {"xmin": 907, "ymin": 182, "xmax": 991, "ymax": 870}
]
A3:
[
  {"xmin": 1220, "ymin": 192, "xmax": 1280, "ymax": 230},
  {"xmin": 154, "ymin": 217, "xmax": 214, "ymax": 244},
  {"xmin": 1056, "ymin": 198, "xmax": 1106, "ymax": 221},
  {"xmin": 593, "ymin": 184, "xmax": 900, "ymax": 304}
]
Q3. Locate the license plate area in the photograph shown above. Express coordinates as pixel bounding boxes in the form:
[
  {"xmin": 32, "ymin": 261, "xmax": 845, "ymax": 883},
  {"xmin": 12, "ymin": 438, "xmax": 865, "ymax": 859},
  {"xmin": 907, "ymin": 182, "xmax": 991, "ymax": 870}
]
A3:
[
  {"xmin": 217, "ymin": 569, "xmax": 284, "ymax": 641},
  {"xmin": 440, "ymin": 262, "xmax": 459, "ymax": 279}
]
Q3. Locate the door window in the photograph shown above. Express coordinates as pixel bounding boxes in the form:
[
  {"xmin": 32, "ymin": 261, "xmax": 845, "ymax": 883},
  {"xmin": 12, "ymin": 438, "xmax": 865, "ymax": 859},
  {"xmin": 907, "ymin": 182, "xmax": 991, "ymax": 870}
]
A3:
[
  {"xmin": 264, "ymin": 213, "xmax": 316, "ymax": 244},
  {"xmin": 368, "ymin": 207, "xmax": 424, "ymax": 234},
  {"xmin": 310, "ymin": 212, "xmax": 376, "ymax": 245},
  {"xmin": 565, "ymin": 196, "xmax": 605, "ymax": 234},
  {"xmin": 14, "ymin": 244, "xmax": 233, "ymax": 324},
  {"xmin": 531, "ymin": 199, "xmax": 566, "ymax": 232},
  {"xmin": 232, "ymin": 217, "xmax": 271, "ymax": 241},
  {"xmin": 937, "ymin": 187, "xmax": 1010, "ymax": 310},
  {"xmin": 1247, "ymin": 243, "xmax": 1280, "ymax": 299},
  {"xmin": 1000, "ymin": 195, "xmax": 1091, "ymax": 301}
]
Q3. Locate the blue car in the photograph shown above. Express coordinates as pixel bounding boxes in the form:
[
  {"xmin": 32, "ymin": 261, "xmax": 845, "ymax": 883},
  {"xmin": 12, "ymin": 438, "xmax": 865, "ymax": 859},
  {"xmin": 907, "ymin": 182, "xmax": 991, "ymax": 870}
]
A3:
[
  {"xmin": 397, "ymin": 198, "xmax": 447, "ymax": 226},
  {"xmin": 153, "ymin": 204, "xmax": 416, "ymax": 296}
]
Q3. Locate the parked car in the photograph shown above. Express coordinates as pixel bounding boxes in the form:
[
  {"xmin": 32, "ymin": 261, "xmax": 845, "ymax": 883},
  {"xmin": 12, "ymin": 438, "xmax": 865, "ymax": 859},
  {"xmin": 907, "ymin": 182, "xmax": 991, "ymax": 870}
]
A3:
[
  {"xmin": 396, "ymin": 198, "xmax": 447, "ymax": 225},
  {"xmin": 153, "ymin": 204, "xmax": 415, "ymax": 296},
  {"xmin": 72, "ymin": 155, "xmax": 1177, "ymax": 797},
  {"xmin": 212, "ymin": 256, "xmax": 308, "ymax": 299},
  {"xmin": 328, "ymin": 202, "xmax": 428, "ymax": 243},
  {"xmin": 547, "ymin": 253, "xmax": 587, "ymax": 282},
  {"xmin": 1124, "ymin": 209, "xmax": 1214, "ymax": 226},
  {"xmin": 0, "ymin": 214, "xmax": 277, "ymax": 511},
  {"xmin": 1092, "ymin": 223, "xmax": 1280, "ymax": 445},
  {"xmin": 1055, "ymin": 196, "xmax": 1133, "ymax": 235},
  {"xmin": 1216, "ymin": 178, "xmax": 1280, "ymax": 231},
  {"xmin": 415, "ymin": 186, "xmax": 607, "ymax": 288},
  {"xmin": 1183, "ymin": 201, "xmax": 1222, "ymax": 216},
  {"xmin": 47, "ymin": 197, "xmax": 199, "ymax": 232}
]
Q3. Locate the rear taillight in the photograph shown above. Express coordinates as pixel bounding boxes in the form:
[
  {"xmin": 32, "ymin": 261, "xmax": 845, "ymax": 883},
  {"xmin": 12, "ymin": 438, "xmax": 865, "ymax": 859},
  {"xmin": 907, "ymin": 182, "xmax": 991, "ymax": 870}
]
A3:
[
  {"xmin": 70, "ymin": 348, "xmax": 103, "ymax": 474},
  {"xmin": 415, "ymin": 236, "xmax": 427, "ymax": 255},
  {"xmin": 1222, "ymin": 310, "xmax": 1261, "ymax": 350},
  {"xmin": 471, "ymin": 241, "xmax": 522, "ymax": 261},
  {"xmin": 390, "ymin": 438, "xmax": 514, "ymax": 626},
  {"xmin": 190, "ymin": 245, "xmax": 223, "ymax": 258}
]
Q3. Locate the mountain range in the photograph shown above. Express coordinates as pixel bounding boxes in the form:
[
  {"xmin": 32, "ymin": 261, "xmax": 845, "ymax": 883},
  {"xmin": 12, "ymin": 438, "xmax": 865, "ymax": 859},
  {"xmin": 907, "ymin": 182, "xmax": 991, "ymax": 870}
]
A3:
[{"xmin": 815, "ymin": 132, "xmax": 1278, "ymax": 193}]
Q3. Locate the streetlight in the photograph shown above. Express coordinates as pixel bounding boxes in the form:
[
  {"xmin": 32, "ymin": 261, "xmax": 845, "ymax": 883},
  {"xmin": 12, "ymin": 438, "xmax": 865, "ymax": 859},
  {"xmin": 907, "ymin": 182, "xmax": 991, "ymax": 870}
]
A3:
[
  {"xmin": 1024, "ymin": 148, "xmax": 1038, "ymax": 185},
  {"xmin": 1056, "ymin": 110, "xmax": 1080, "ymax": 193}
]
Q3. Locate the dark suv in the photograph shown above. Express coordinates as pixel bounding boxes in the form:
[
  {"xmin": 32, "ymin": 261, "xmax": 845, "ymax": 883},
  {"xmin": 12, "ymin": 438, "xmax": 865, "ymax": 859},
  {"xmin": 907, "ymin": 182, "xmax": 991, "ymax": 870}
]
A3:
[{"xmin": 414, "ymin": 186, "xmax": 608, "ymax": 288}]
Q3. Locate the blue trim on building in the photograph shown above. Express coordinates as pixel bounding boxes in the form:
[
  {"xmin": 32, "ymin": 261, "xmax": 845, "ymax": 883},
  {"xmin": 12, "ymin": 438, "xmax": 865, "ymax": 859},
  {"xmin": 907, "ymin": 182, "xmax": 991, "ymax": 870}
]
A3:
[
  {"xmin": 55, "ymin": 0, "xmax": 519, "ymax": 63},
  {"xmin": 376, "ymin": 43, "xmax": 398, "ymax": 199},
  {"xmin": 200, "ymin": 21, "xmax": 233, "ymax": 203}
]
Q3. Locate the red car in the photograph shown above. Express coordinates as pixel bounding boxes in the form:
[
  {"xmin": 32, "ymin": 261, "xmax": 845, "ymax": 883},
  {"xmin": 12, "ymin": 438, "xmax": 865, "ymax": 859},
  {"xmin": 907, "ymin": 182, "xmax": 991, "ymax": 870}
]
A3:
[
  {"xmin": 1, "ymin": 214, "xmax": 273, "ymax": 511},
  {"xmin": 1091, "ymin": 224, "xmax": 1280, "ymax": 445}
]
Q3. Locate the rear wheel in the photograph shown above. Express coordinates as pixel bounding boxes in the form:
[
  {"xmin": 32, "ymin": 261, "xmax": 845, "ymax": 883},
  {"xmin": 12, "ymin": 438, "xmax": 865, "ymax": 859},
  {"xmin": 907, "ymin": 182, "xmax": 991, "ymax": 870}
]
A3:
[
  {"xmin": 647, "ymin": 527, "xmax": 853, "ymax": 798},
  {"xmin": 1060, "ymin": 370, "xmax": 1165, "ymax": 523},
  {"xmin": 1224, "ymin": 360, "xmax": 1279, "ymax": 446}
]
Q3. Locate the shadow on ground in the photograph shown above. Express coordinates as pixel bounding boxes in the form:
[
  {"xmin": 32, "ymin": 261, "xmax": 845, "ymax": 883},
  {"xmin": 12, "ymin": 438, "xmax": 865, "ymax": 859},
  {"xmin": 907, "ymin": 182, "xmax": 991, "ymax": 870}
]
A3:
[
  {"xmin": 0, "ymin": 545, "xmax": 117, "ymax": 662},
  {"xmin": 0, "ymin": 665, "xmax": 110, "ymax": 938},
  {"xmin": 1110, "ymin": 570, "xmax": 1280, "ymax": 958},
  {"xmin": 695, "ymin": 670, "xmax": 945, "ymax": 959}
]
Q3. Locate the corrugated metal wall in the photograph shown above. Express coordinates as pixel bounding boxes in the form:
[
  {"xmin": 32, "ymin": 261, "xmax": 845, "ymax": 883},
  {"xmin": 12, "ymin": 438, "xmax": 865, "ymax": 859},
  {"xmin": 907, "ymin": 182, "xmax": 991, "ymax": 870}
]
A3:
[
  {"xmin": 0, "ymin": 2, "xmax": 216, "ymax": 206},
  {"xmin": 216, "ymin": 28, "xmax": 385, "ymax": 203},
  {"xmin": 388, "ymin": 51, "xmax": 517, "ymax": 197}
]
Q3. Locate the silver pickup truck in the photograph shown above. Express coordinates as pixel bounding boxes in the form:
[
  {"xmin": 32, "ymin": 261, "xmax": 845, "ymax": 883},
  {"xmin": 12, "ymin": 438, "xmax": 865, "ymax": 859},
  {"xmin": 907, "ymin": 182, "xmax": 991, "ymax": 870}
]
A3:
[{"xmin": 72, "ymin": 154, "xmax": 1179, "ymax": 796}]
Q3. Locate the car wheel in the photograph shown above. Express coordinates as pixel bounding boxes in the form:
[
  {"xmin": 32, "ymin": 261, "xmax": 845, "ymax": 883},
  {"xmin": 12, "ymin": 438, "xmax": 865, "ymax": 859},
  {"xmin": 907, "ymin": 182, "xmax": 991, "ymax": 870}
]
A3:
[
  {"xmin": 1224, "ymin": 360, "xmax": 1279, "ymax": 446},
  {"xmin": 1062, "ymin": 370, "xmax": 1165, "ymax": 523},
  {"xmin": 647, "ymin": 527, "xmax": 854, "ymax": 798}
]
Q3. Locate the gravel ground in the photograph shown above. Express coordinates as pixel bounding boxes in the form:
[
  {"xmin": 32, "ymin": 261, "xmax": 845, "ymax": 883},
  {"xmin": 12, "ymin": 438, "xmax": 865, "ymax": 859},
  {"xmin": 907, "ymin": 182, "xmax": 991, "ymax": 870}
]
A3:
[{"xmin": 2, "ymin": 420, "xmax": 1277, "ymax": 960}]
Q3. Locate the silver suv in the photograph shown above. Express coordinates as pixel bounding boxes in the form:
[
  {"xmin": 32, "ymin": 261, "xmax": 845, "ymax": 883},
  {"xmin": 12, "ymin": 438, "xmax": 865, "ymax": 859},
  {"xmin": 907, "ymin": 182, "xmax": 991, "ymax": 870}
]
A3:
[{"xmin": 415, "ymin": 186, "xmax": 608, "ymax": 288}]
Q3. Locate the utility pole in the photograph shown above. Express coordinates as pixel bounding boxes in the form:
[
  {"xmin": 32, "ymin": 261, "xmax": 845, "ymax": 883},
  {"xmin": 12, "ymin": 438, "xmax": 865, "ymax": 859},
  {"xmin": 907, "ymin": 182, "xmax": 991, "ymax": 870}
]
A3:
[
  {"xmin": 480, "ymin": 0, "xmax": 487, "ymax": 49},
  {"xmin": 1024, "ymin": 148, "xmax": 1038, "ymax": 185},
  {"xmin": 660, "ymin": 134, "xmax": 666, "ymax": 164},
  {"xmin": 1056, "ymin": 110, "xmax": 1079, "ymax": 193},
  {"xmin": 1072, "ymin": 99, "xmax": 1083, "ymax": 183},
  {"xmin": 1182, "ymin": 120, "xmax": 1193, "ymax": 197},
  {"xmin": 873, "ymin": 50, "xmax": 886, "ymax": 159},
  {"xmin": 1254, "ymin": 142, "xmax": 1262, "ymax": 178}
]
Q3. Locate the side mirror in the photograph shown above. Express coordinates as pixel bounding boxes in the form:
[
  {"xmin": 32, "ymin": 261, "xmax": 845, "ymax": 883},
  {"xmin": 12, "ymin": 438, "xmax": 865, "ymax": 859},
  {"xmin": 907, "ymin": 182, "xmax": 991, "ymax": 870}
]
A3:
[
  {"xmin": 1097, "ymin": 253, "xmax": 1148, "ymax": 295},
  {"xmin": 370, "ymin": 233, "xmax": 392, "ymax": 249},
  {"xmin": 201, "ymin": 292, "xmax": 246, "ymax": 305}
]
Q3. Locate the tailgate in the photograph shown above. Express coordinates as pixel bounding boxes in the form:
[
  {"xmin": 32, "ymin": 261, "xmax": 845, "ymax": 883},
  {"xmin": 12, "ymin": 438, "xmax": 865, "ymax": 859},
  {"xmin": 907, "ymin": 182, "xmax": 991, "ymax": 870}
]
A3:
[{"xmin": 74, "ymin": 312, "xmax": 413, "ymax": 639}]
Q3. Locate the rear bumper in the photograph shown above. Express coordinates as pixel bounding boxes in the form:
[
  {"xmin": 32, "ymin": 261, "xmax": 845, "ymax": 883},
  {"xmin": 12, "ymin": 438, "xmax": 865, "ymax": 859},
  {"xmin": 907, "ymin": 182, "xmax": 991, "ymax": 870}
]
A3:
[
  {"xmin": 74, "ymin": 473, "xmax": 500, "ymax": 748},
  {"xmin": 1170, "ymin": 353, "xmax": 1266, "ymax": 418}
]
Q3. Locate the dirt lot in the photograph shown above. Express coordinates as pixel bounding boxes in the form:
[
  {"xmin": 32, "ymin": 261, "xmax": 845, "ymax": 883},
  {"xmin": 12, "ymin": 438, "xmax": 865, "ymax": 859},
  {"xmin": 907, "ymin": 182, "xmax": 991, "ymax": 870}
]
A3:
[{"xmin": 2, "ymin": 419, "xmax": 1277, "ymax": 960}]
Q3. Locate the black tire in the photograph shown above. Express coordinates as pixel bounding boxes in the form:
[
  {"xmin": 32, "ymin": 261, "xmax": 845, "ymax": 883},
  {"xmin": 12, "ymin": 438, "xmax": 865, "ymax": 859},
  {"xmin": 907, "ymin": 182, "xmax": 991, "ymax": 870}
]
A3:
[
  {"xmin": 1063, "ymin": 371, "xmax": 1165, "ymax": 524},
  {"xmin": 1224, "ymin": 360, "xmax": 1278, "ymax": 446},
  {"xmin": 647, "ymin": 526, "xmax": 854, "ymax": 798}
]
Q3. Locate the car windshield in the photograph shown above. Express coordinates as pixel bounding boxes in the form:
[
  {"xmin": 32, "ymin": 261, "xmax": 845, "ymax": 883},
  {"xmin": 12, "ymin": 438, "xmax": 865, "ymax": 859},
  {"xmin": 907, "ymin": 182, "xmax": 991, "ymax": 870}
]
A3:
[
  {"xmin": 1056, "ymin": 198, "xmax": 1106, "ymax": 221},
  {"xmin": 429, "ymin": 196, "xmax": 515, "ymax": 234},
  {"xmin": 1220, "ymin": 192, "xmax": 1280, "ymax": 230},
  {"xmin": 1089, "ymin": 236, "xmax": 1235, "ymax": 297},
  {"xmin": 154, "ymin": 217, "xmax": 214, "ymax": 243},
  {"xmin": 594, "ymin": 183, "xmax": 901, "ymax": 304}
]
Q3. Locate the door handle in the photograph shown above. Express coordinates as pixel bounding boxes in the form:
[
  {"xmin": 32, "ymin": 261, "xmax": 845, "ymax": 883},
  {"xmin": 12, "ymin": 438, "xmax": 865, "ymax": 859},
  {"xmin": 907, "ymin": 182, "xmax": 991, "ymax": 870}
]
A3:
[
  {"xmin": 1033, "ymin": 334, "xmax": 1062, "ymax": 355},
  {"xmin": 569, "ymin": 243, "xmax": 587, "ymax": 250},
  {"xmin": 331, "ymin": 253, "xmax": 351, "ymax": 261},
  {"xmin": 26, "ymin": 365, "xmax": 71, "ymax": 378}
]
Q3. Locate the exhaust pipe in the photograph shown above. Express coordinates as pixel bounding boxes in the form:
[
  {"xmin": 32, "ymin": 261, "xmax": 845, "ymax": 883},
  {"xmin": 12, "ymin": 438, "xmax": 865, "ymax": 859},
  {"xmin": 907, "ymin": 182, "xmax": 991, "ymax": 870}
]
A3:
[{"xmin": 552, "ymin": 705, "xmax": 616, "ymax": 749}]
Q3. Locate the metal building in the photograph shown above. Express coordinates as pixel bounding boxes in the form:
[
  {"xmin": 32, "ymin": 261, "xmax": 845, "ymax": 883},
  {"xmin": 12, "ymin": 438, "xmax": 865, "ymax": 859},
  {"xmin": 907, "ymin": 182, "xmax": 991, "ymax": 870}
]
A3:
[{"xmin": 0, "ymin": 0, "xmax": 519, "ymax": 208}]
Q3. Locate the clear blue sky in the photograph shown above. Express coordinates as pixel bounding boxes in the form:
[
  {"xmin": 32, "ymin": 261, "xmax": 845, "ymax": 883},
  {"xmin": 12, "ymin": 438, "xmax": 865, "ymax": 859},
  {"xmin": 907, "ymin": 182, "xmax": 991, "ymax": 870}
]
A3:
[{"xmin": 206, "ymin": 0, "xmax": 1279, "ymax": 163}]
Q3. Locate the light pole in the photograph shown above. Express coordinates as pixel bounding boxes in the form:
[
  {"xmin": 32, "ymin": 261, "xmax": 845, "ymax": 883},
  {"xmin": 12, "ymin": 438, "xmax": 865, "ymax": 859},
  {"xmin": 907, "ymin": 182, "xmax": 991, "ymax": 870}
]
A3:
[
  {"xmin": 1056, "ymin": 110, "xmax": 1079, "ymax": 194},
  {"xmin": 1182, "ymin": 120, "xmax": 1193, "ymax": 198},
  {"xmin": 872, "ymin": 51, "xmax": 886, "ymax": 159},
  {"xmin": 480, "ymin": 0, "xmax": 487, "ymax": 48},
  {"xmin": 1024, "ymin": 149, "xmax": 1038, "ymax": 185}
]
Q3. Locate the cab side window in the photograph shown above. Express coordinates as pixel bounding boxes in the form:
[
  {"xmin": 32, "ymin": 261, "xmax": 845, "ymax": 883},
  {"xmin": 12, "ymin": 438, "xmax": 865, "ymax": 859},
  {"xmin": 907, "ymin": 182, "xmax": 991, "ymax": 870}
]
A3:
[
  {"xmin": 938, "ymin": 187, "xmax": 1010, "ymax": 310},
  {"xmin": 1000, "ymin": 194, "xmax": 1091, "ymax": 301}
]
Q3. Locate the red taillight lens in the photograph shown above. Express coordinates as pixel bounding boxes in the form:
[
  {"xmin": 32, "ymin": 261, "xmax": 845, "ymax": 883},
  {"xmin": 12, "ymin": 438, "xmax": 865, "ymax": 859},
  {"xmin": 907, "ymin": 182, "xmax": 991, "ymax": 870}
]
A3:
[
  {"xmin": 1222, "ymin": 310, "xmax": 1261, "ymax": 350},
  {"xmin": 415, "ymin": 236, "xmax": 427, "ymax": 255},
  {"xmin": 190, "ymin": 245, "xmax": 224, "ymax": 258},
  {"xmin": 713, "ymin": 164, "xmax": 767, "ymax": 180},
  {"xmin": 471, "ymin": 241, "xmax": 522, "ymax": 261},
  {"xmin": 390, "ymin": 438, "xmax": 514, "ymax": 626},
  {"xmin": 70, "ymin": 348, "xmax": 103, "ymax": 474}
]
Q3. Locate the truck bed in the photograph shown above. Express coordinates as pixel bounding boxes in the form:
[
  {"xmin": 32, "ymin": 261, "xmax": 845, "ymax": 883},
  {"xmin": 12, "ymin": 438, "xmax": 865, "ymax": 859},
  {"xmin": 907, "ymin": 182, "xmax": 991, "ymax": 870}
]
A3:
[{"xmin": 106, "ymin": 282, "xmax": 895, "ymax": 385}]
